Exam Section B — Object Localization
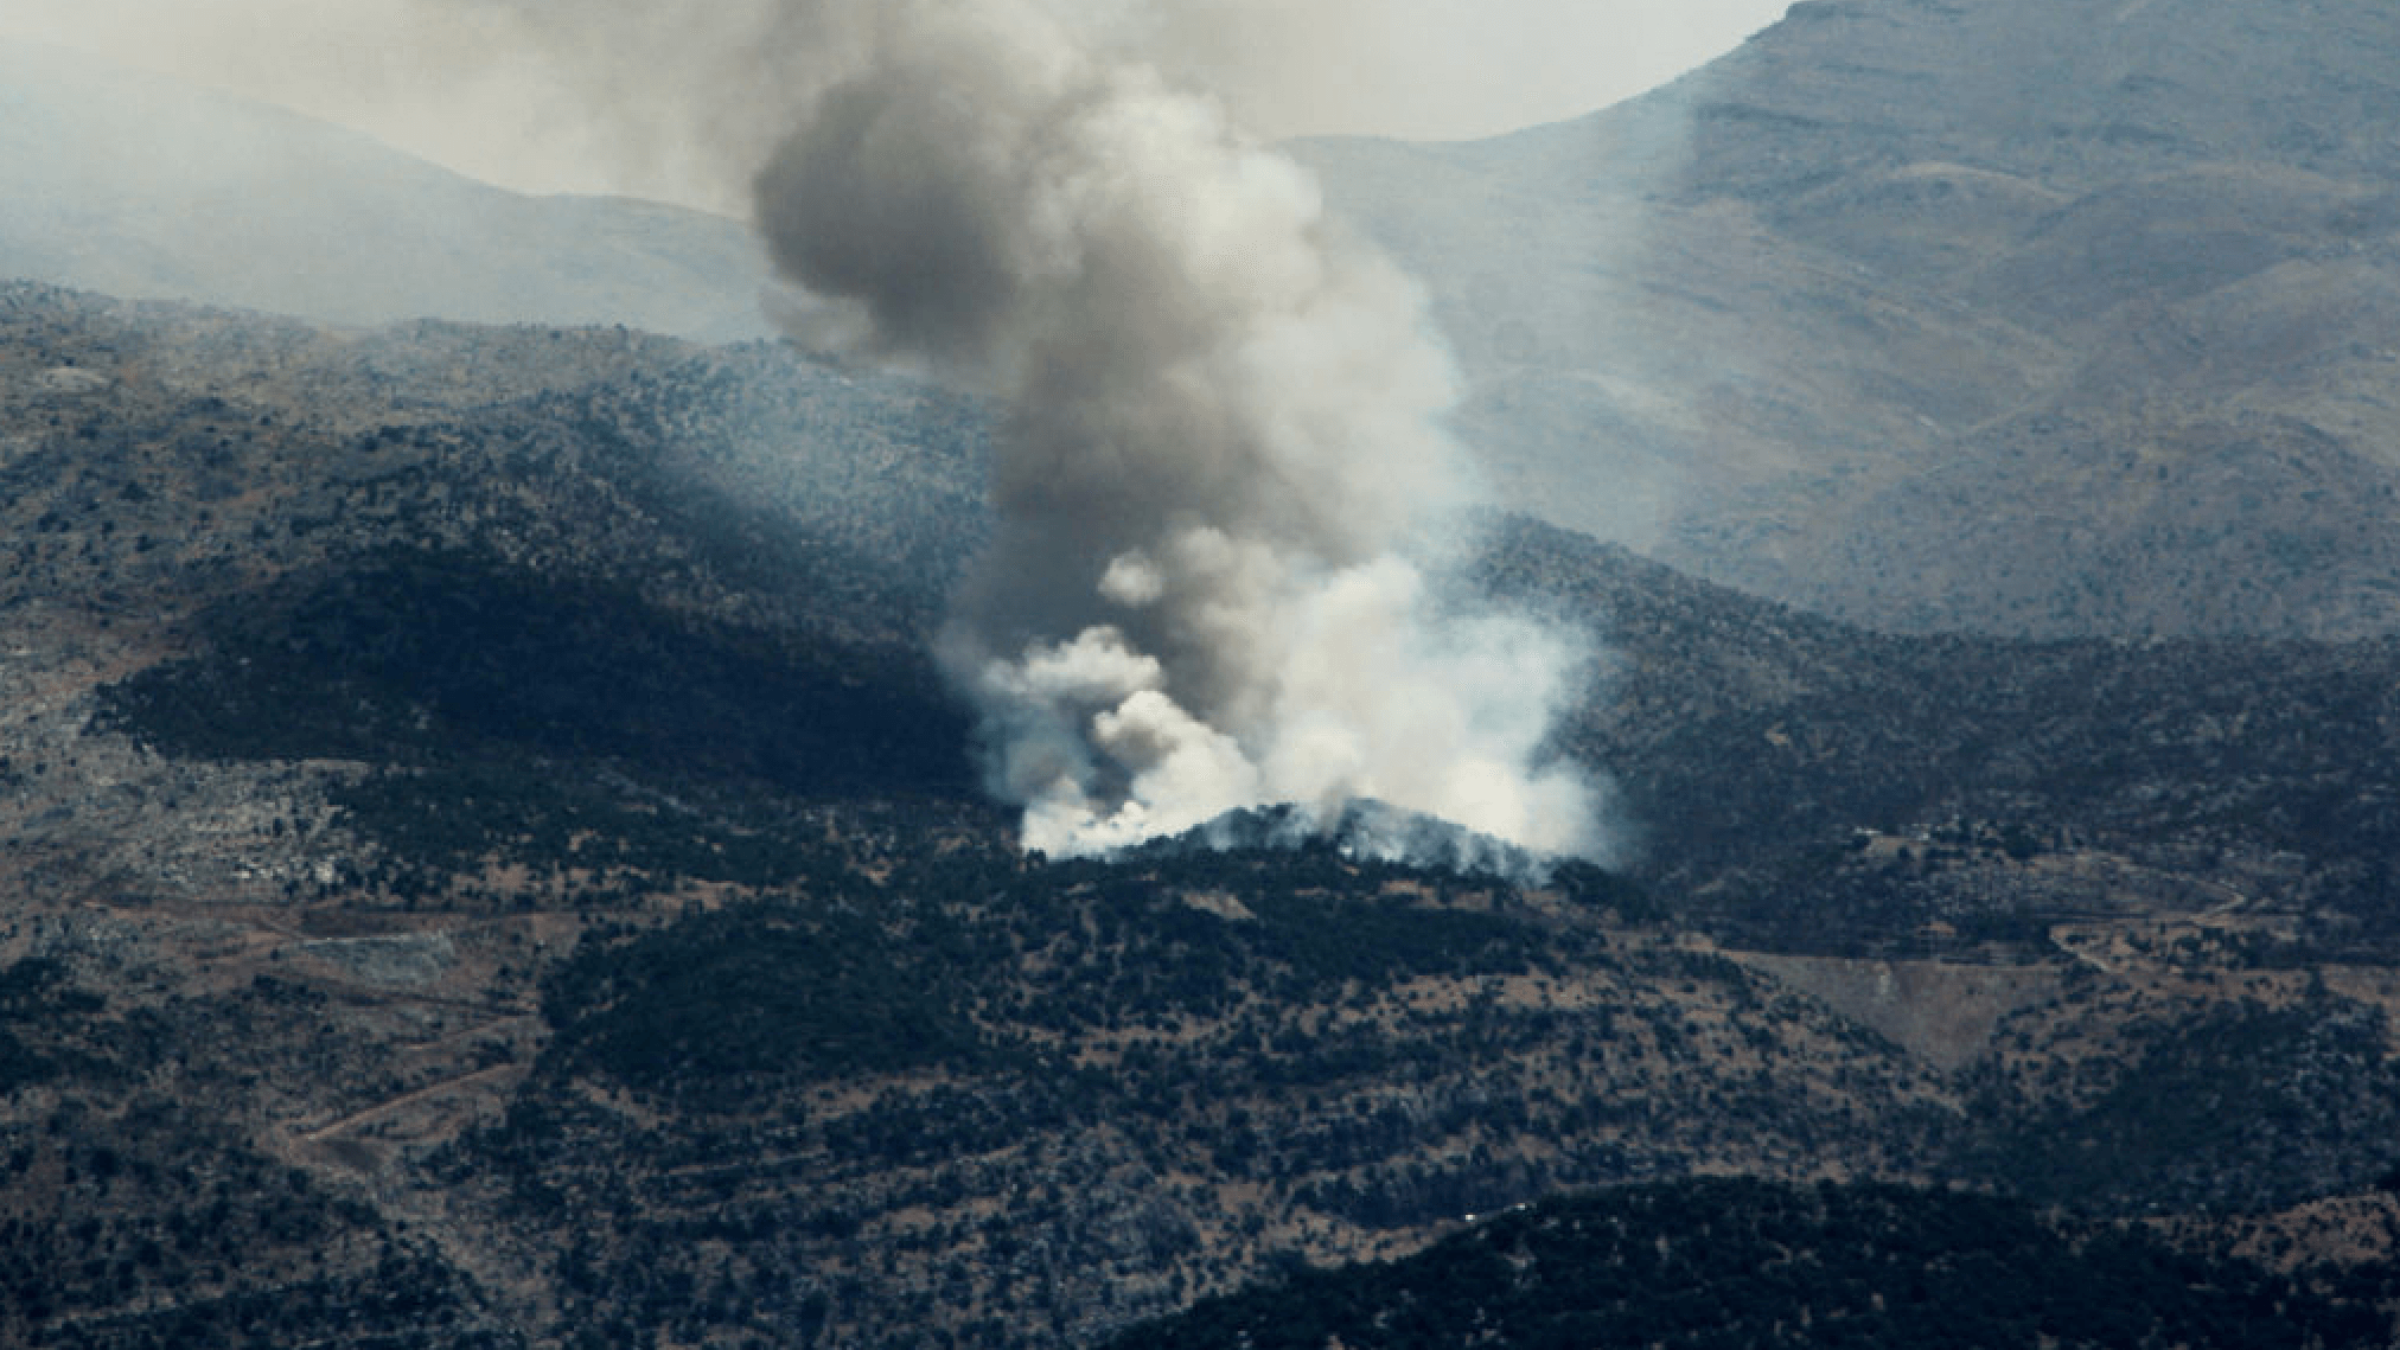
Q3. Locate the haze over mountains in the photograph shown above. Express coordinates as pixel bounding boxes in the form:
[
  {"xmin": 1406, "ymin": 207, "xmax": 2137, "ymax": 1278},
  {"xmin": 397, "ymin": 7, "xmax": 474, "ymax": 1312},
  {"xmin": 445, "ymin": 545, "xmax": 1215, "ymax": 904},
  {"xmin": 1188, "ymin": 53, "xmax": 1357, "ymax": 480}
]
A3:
[
  {"xmin": 12, "ymin": 0, "xmax": 2400, "ymax": 640},
  {"xmin": 0, "ymin": 40, "xmax": 775, "ymax": 343}
]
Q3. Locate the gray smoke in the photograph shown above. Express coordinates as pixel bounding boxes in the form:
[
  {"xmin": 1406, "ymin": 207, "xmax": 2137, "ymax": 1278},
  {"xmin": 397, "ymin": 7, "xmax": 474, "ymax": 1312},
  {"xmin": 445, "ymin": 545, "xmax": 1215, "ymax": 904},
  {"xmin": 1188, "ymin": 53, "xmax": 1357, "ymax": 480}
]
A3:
[{"xmin": 748, "ymin": 0, "xmax": 1602, "ymax": 860}]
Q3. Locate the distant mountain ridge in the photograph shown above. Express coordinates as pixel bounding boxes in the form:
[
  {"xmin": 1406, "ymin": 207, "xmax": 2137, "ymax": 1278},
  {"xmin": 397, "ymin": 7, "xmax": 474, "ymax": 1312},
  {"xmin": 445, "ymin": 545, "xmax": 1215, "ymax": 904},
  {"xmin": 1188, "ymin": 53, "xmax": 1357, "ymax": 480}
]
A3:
[
  {"xmin": 0, "ymin": 40, "xmax": 776, "ymax": 341},
  {"xmin": 6, "ymin": 278, "xmax": 2400, "ymax": 1349},
  {"xmin": 1298, "ymin": 0, "xmax": 2400, "ymax": 640},
  {"xmin": 13, "ymin": 5, "xmax": 2399, "ymax": 639}
]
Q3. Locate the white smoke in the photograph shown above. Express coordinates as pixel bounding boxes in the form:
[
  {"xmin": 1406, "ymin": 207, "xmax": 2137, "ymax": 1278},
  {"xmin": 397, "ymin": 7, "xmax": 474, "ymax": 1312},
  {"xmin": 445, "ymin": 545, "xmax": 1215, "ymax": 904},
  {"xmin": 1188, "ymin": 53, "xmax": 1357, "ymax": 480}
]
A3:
[{"xmin": 746, "ymin": 0, "xmax": 1603, "ymax": 861}]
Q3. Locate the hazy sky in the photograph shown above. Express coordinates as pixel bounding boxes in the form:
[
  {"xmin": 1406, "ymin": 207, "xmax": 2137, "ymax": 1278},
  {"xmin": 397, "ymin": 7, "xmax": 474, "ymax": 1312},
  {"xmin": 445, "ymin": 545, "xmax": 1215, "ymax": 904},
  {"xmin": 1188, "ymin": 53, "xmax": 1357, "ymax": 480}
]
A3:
[{"xmin": 0, "ymin": 0, "xmax": 1789, "ymax": 207}]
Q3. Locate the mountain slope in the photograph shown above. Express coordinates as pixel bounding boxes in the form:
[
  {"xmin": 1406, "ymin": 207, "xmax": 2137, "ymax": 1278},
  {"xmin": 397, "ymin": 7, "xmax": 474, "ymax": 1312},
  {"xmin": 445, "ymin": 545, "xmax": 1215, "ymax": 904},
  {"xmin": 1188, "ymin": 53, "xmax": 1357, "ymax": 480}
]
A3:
[
  {"xmin": 15, "ymin": 9, "xmax": 2398, "ymax": 640},
  {"xmin": 0, "ymin": 41, "xmax": 774, "ymax": 341},
  {"xmin": 1298, "ymin": 0, "xmax": 2400, "ymax": 639},
  {"xmin": 8, "ymin": 287, "xmax": 2400, "ymax": 1345}
]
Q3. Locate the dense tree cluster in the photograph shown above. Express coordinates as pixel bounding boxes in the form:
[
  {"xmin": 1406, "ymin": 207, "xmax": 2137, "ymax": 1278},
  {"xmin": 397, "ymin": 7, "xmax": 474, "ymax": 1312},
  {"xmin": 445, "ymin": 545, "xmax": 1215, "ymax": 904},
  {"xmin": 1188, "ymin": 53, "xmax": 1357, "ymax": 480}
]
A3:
[
  {"xmin": 1111, "ymin": 1178, "xmax": 2396, "ymax": 1349},
  {"xmin": 1960, "ymin": 990, "xmax": 2400, "ymax": 1213}
]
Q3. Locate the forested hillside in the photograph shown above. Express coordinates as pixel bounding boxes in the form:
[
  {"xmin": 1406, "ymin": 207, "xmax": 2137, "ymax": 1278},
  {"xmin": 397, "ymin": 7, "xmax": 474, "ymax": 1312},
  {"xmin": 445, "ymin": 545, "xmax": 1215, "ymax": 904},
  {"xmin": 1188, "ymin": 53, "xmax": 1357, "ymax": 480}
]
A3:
[
  {"xmin": 1113, "ymin": 1178, "xmax": 2400, "ymax": 1350},
  {"xmin": 2, "ymin": 282, "xmax": 2398, "ymax": 1345}
]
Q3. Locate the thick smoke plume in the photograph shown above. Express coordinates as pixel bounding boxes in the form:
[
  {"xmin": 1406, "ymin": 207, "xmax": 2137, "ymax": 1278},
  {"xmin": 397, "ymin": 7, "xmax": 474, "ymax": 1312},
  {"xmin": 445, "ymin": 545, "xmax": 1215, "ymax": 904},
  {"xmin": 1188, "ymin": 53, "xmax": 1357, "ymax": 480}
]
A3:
[{"xmin": 748, "ymin": 0, "xmax": 1601, "ymax": 860}]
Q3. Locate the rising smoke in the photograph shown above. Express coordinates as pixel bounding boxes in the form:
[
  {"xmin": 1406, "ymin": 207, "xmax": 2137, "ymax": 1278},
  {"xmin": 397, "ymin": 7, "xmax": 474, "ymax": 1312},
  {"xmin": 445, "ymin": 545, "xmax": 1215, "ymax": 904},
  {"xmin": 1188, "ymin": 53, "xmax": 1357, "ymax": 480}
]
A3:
[{"xmin": 746, "ymin": 0, "xmax": 1603, "ymax": 861}]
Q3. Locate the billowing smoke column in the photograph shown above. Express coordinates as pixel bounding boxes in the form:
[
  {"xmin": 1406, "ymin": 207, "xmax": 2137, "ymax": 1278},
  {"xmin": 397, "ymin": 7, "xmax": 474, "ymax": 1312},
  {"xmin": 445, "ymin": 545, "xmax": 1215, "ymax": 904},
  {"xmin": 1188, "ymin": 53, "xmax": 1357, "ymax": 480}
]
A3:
[{"xmin": 752, "ymin": 0, "xmax": 1599, "ymax": 860}]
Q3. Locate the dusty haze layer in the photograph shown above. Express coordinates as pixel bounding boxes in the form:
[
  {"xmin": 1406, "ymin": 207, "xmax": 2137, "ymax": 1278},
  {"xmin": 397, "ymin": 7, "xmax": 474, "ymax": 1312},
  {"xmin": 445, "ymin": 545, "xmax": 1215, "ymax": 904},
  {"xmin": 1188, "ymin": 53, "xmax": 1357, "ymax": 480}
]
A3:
[
  {"xmin": 743, "ymin": 0, "xmax": 1604, "ymax": 859},
  {"xmin": 0, "ymin": 0, "xmax": 1784, "ymax": 209}
]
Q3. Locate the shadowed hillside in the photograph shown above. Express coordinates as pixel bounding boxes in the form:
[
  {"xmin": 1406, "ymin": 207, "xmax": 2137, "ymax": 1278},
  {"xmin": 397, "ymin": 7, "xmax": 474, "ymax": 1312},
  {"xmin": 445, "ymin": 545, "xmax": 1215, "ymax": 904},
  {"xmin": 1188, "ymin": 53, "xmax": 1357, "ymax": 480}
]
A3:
[
  {"xmin": 1110, "ymin": 1178, "xmax": 2398, "ymax": 1350},
  {"xmin": 14, "ymin": 3, "xmax": 2399, "ymax": 640},
  {"xmin": 3, "ymin": 284, "xmax": 2400, "ymax": 1345}
]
